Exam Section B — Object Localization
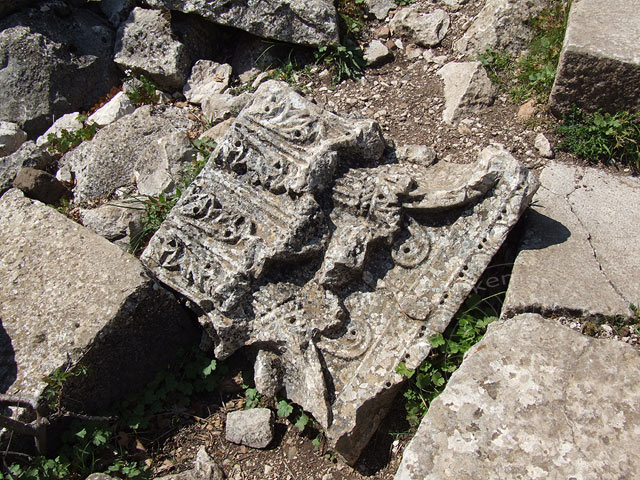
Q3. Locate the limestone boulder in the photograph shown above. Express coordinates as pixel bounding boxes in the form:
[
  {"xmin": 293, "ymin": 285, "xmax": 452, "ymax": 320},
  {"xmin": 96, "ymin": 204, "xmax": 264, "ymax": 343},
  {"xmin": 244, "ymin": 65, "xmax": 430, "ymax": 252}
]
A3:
[
  {"xmin": 226, "ymin": 408, "xmax": 274, "ymax": 449},
  {"xmin": 0, "ymin": 141, "xmax": 53, "ymax": 194},
  {"xmin": 389, "ymin": 7, "xmax": 450, "ymax": 47},
  {"xmin": 0, "ymin": 189, "xmax": 199, "ymax": 415},
  {"xmin": 437, "ymin": 61, "xmax": 496, "ymax": 124},
  {"xmin": 453, "ymin": 0, "xmax": 546, "ymax": 57},
  {"xmin": 0, "ymin": 3, "xmax": 118, "ymax": 137},
  {"xmin": 0, "ymin": 121, "xmax": 27, "ymax": 157},
  {"xmin": 395, "ymin": 313, "xmax": 640, "ymax": 479},
  {"xmin": 142, "ymin": 81, "xmax": 538, "ymax": 463},
  {"xmin": 549, "ymin": 0, "xmax": 640, "ymax": 115},
  {"xmin": 61, "ymin": 104, "xmax": 197, "ymax": 203},
  {"xmin": 144, "ymin": 0, "xmax": 339, "ymax": 47},
  {"xmin": 183, "ymin": 61, "xmax": 233, "ymax": 105}
]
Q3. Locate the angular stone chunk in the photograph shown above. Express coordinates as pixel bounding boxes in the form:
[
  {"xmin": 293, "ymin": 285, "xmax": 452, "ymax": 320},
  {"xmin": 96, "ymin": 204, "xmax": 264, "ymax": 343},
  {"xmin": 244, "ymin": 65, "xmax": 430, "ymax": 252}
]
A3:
[
  {"xmin": 437, "ymin": 61, "xmax": 496, "ymax": 124},
  {"xmin": 549, "ymin": 0, "xmax": 640, "ymax": 115},
  {"xmin": 395, "ymin": 313, "xmax": 640, "ymax": 479},
  {"xmin": 0, "ymin": 141, "xmax": 52, "ymax": 194},
  {"xmin": 503, "ymin": 162, "xmax": 636, "ymax": 318},
  {"xmin": 0, "ymin": 121, "xmax": 27, "ymax": 157},
  {"xmin": 142, "ymin": 81, "xmax": 537, "ymax": 464},
  {"xmin": 0, "ymin": 189, "xmax": 198, "ymax": 414},
  {"xmin": 183, "ymin": 61, "xmax": 232, "ymax": 105},
  {"xmin": 144, "ymin": 0, "xmax": 339, "ymax": 47},
  {"xmin": 88, "ymin": 92, "xmax": 136, "ymax": 127},
  {"xmin": 389, "ymin": 7, "xmax": 450, "ymax": 48},
  {"xmin": 225, "ymin": 408, "xmax": 274, "ymax": 449}
]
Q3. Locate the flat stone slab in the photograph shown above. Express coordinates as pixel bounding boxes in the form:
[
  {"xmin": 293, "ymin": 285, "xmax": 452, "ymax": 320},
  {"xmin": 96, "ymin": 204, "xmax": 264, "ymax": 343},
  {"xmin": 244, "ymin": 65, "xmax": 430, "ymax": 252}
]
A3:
[
  {"xmin": 0, "ymin": 189, "xmax": 198, "ymax": 414},
  {"xmin": 504, "ymin": 162, "xmax": 639, "ymax": 318},
  {"xmin": 142, "ymin": 80, "xmax": 538, "ymax": 463},
  {"xmin": 550, "ymin": 0, "xmax": 640, "ymax": 115},
  {"xmin": 395, "ymin": 313, "xmax": 640, "ymax": 479}
]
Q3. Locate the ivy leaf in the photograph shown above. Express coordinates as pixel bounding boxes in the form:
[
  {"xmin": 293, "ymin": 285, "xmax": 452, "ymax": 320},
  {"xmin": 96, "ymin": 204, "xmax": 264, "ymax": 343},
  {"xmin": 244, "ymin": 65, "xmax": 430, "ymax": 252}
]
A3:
[
  {"xmin": 276, "ymin": 400, "xmax": 293, "ymax": 418},
  {"xmin": 395, "ymin": 361, "xmax": 415, "ymax": 379},
  {"xmin": 294, "ymin": 412, "xmax": 309, "ymax": 432},
  {"xmin": 428, "ymin": 333, "xmax": 445, "ymax": 348},
  {"xmin": 202, "ymin": 359, "xmax": 217, "ymax": 377}
]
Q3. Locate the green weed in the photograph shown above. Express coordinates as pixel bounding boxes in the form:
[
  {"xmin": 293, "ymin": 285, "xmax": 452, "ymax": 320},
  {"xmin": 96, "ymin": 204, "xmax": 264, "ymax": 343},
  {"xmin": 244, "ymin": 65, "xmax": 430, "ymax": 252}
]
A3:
[
  {"xmin": 392, "ymin": 0, "xmax": 415, "ymax": 5},
  {"xmin": 125, "ymin": 75, "xmax": 159, "ymax": 106},
  {"xmin": 42, "ymin": 364, "xmax": 88, "ymax": 413},
  {"xmin": 557, "ymin": 107, "xmax": 640, "ymax": 170},
  {"xmin": 396, "ymin": 294, "xmax": 499, "ymax": 426},
  {"xmin": 46, "ymin": 114, "xmax": 99, "ymax": 155},
  {"xmin": 476, "ymin": 48, "xmax": 512, "ymax": 87},
  {"xmin": 315, "ymin": 39, "xmax": 366, "ymax": 83},
  {"xmin": 336, "ymin": 0, "xmax": 366, "ymax": 40}
]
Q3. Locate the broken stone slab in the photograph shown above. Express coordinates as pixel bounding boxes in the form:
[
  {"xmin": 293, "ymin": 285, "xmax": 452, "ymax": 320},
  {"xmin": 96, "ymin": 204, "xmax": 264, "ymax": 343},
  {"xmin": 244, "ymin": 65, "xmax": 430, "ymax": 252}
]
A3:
[
  {"xmin": 389, "ymin": 7, "xmax": 450, "ymax": 47},
  {"xmin": 88, "ymin": 91, "xmax": 136, "ymax": 127},
  {"xmin": 437, "ymin": 61, "xmax": 496, "ymax": 124},
  {"xmin": 0, "ymin": 121, "xmax": 27, "ymax": 157},
  {"xmin": 549, "ymin": 0, "xmax": 640, "ymax": 115},
  {"xmin": 79, "ymin": 203, "xmax": 144, "ymax": 251},
  {"xmin": 0, "ymin": 141, "xmax": 53, "ymax": 194},
  {"xmin": 0, "ymin": 3, "xmax": 118, "ymax": 137},
  {"xmin": 0, "ymin": 189, "xmax": 199, "ymax": 417},
  {"xmin": 144, "ymin": 0, "xmax": 339, "ymax": 47},
  {"xmin": 201, "ymin": 93, "xmax": 252, "ymax": 126},
  {"xmin": 226, "ymin": 408, "xmax": 274, "ymax": 449},
  {"xmin": 453, "ymin": 0, "xmax": 546, "ymax": 57},
  {"xmin": 395, "ymin": 313, "xmax": 640, "ymax": 479},
  {"xmin": 60, "ymin": 104, "xmax": 197, "ymax": 203},
  {"xmin": 142, "ymin": 81, "xmax": 537, "ymax": 464},
  {"xmin": 503, "ymin": 162, "xmax": 637, "ymax": 319},
  {"xmin": 183, "ymin": 61, "xmax": 232, "ymax": 105},
  {"xmin": 12, "ymin": 167, "xmax": 69, "ymax": 205}
]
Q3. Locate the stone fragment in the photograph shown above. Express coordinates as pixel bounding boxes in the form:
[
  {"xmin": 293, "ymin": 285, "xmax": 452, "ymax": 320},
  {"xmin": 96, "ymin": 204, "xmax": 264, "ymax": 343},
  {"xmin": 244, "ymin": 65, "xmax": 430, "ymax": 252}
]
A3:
[
  {"xmin": 395, "ymin": 313, "xmax": 640, "ymax": 479},
  {"xmin": 437, "ymin": 61, "xmax": 496, "ymax": 124},
  {"xmin": 0, "ymin": 141, "xmax": 52, "ymax": 194},
  {"xmin": 144, "ymin": 0, "xmax": 339, "ymax": 47},
  {"xmin": 35, "ymin": 112, "xmax": 83, "ymax": 149},
  {"xmin": 0, "ymin": 121, "xmax": 27, "ymax": 157},
  {"xmin": 549, "ymin": 0, "xmax": 640, "ymax": 115},
  {"xmin": 61, "ymin": 104, "xmax": 196, "ymax": 203},
  {"xmin": 12, "ymin": 167, "xmax": 69, "ymax": 205},
  {"xmin": 534, "ymin": 132, "xmax": 553, "ymax": 158},
  {"xmin": 226, "ymin": 408, "xmax": 274, "ymax": 449},
  {"xmin": 374, "ymin": 25, "xmax": 390, "ymax": 39},
  {"xmin": 365, "ymin": 0, "xmax": 395, "ymax": 20},
  {"xmin": 183, "ymin": 61, "xmax": 233, "ymax": 105},
  {"xmin": 88, "ymin": 92, "xmax": 136, "ymax": 127},
  {"xmin": 0, "ymin": 189, "xmax": 199, "ymax": 416},
  {"xmin": 516, "ymin": 98, "xmax": 538, "ymax": 121},
  {"xmin": 404, "ymin": 44, "xmax": 424, "ymax": 60},
  {"xmin": 364, "ymin": 40, "xmax": 393, "ymax": 67},
  {"xmin": 142, "ymin": 81, "xmax": 537, "ymax": 464},
  {"xmin": 134, "ymin": 131, "xmax": 197, "ymax": 197},
  {"xmin": 453, "ymin": 0, "xmax": 546, "ymax": 57},
  {"xmin": 201, "ymin": 93, "xmax": 252, "ymax": 125},
  {"xmin": 97, "ymin": 0, "xmax": 135, "ymax": 27},
  {"xmin": 389, "ymin": 7, "xmax": 450, "ymax": 47},
  {"xmin": 79, "ymin": 203, "xmax": 144, "ymax": 251},
  {"xmin": 503, "ymin": 162, "xmax": 636, "ymax": 318},
  {"xmin": 201, "ymin": 118, "xmax": 235, "ymax": 143},
  {"xmin": 254, "ymin": 350, "xmax": 283, "ymax": 397},
  {"xmin": 155, "ymin": 446, "xmax": 224, "ymax": 480},
  {"xmin": 395, "ymin": 144, "xmax": 437, "ymax": 167},
  {"xmin": 0, "ymin": 4, "xmax": 118, "ymax": 137}
]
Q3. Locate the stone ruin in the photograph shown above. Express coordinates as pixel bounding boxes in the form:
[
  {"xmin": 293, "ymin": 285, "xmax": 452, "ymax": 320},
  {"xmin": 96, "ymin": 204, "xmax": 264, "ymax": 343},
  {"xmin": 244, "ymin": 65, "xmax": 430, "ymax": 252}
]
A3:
[{"xmin": 142, "ymin": 80, "xmax": 538, "ymax": 463}]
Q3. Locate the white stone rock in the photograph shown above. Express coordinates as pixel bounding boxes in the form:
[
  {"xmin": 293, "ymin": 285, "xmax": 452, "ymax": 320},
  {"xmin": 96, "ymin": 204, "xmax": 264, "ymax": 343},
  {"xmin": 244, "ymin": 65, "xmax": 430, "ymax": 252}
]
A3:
[
  {"xmin": 437, "ymin": 61, "xmax": 496, "ymax": 124},
  {"xmin": 0, "ymin": 121, "xmax": 27, "ymax": 157},
  {"xmin": 226, "ymin": 408, "xmax": 274, "ymax": 449},
  {"xmin": 364, "ymin": 0, "xmax": 395, "ymax": 20},
  {"xmin": 364, "ymin": 40, "xmax": 393, "ymax": 67},
  {"xmin": 534, "ymin": 132, "xmax": 554, "ymax": 158},
  {"xmin": 183, "ymin": 60, "xmax": 233, "ymax": 105},
  {"xmin": 89, "ymin": 92, "xmax": 136, "ymax": 127},
  {"xmin": 36, "ymin": 112, "xmax": 82, "ymax": 149},
  {"xmin": 389, "ymin": 7, "xmax": 450, "ymax": 47}
]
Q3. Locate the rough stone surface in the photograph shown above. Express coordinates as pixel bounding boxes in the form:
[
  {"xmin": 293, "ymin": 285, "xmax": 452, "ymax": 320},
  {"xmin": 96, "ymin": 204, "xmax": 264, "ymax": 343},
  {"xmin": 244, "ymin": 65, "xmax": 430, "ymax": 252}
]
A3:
[
  {"xmin": 0, "ymin": 189, "xmax": 199, "ymax": 414},
  {"xmin": 453, "ymin": 0, "xmax": 546, "ymax": 57},
  {"xmin": 201, "ymin": 93, "xmax": 252, "ymax": 125},
  {"xmin": 549, "ymin": 0, "xmax": 640, "ymax": 115},
  {"xmin": 0, "ymin": 121, "xmax": 27, "ymax": 156},
  {"xmin": 365, "ymin": 0, "xmax": 395, "ymax": 20},
  {"xmin": 142, "ymin": 81, "xmax": 537, "ymax": 463},
  {"xmin": 0, "ymin": 141, "xmax": 52, "ymax": 194},
  {"xmin": 61, "ymin": 104, "xmax": 196, "ymax": 203},
  {"xmin": 155, "ymin": 447, "xmax": 224, "ymax": 480},
  {"xmin": 97, "ymin": 0, "xmax": 135, "ymax": 27},
  {"xmin": 201, "ymin": 118, "xmax": 235, "ymax": 143},
  {"xmin": 226, "ymin": 408, "xmax": 274, "ymax": 449},
  {"xmin": 36, "ymin": 112, "xmax": 82, "ymax": 149},
  {"xmin": 534, "ymin": 132, "xmax": 553, "ymax": 159},
  {"xmin": 0, "ymin": 3, "xmax": 118, "ymax": 137},
  {"xmin": 79, "ymin": 203, "xmax": 144, "ymax": 251},
  {"xmin": 144, "ymin": 0, "xmax": 338, "ymax": 47},
  {"xmin": 183, "ymin": 61, "xmax": 233, "ymax": 105},
  {"xmin": 364, "ymin": 40, "xmax": 393, "ymax": 67},
  {"xmin": 395, "ymin": 144, "xmax": 437, "ymax": 167},
  {"xmin": 88, "ymin": 92, "xmax": 136, "ymax": 127},
  {"xmin": 503, "ymin": 162, "xmax": 637, "ymax": 318},
  {"xmin": 437, "ymin": 61, "xmax": 496, "ymax": 124},
  {"xmin": 395, "ymin": 313, "xmax": 640, "ymax": 480},
  {"xmin": 389, "ymin": 8, "xmax": 450, "ymax": 47},
  {"xmin": 254, "ymin": 350, "xmax": 283, "ymax": 397},
  {"xmin": 12, "ymin": 167, "xmax": 69, "ymax": 205}
]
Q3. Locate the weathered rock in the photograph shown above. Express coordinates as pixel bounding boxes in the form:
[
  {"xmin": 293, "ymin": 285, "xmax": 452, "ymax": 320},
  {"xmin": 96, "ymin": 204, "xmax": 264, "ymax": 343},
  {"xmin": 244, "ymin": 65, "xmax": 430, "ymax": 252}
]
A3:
[
  {"xmin": 254, "ymin": 350, "xmax": 283, "ymax": 397},
  {"xmin": 232, "ymin": 35, "xmax": 282, "ymax": 84},
  {"xmin": 12, "ymin": 167, "xmax": 69, "ymax": 205},
  {"xmin": 534, "ymin": 132, "xmax": 553, "ymax": 158},
  {"xmin": 97, "ymin": 0, "xmax": 135, "ymax": 27},
  {"xmin": 395, "ymin": 313, "xmax": 640, "ymax": 479},
  {"xmin": 0, "ymin": 121, "xmax": 27, "ymax": 157},
  {"xmin": 437, "ymin": 61, "xmax": 496, "ymax": 124},
  {"xmin": 503, "ymin": 162, "xmax": 637, "ymax": 318},
  {"xmin": 201, "ymin": 93, "xmax": 252, "ymax": 125},
  {"xmin": 155, "ymin": 446, "xmax": 224, "ymax": 480},
  {"xmin": 453, "ymin": 0, "xmax": 546, "ymax": 57},
  {"xmin": 395, "ymin": 144, "xmax": 437, "ymax": 167},
  {"xmin": 144, "ymin": 0, "xmax": 338, "ymax": 47},
  {"xmin": 79, "ymin": 203, "xmax": 144, "ymax": 251},
  {"xmin": 389, "ymin": 7, "xmax": 450, "ymax": 47},
  {"xmin": 0, "ymin": 141, "xmax": 52, "ymax": 194},
  {"xmin": 183, "ymin": 61, "xmax": 233, "ymax": 105},
  {"xmin": 364, "ymin": 40, "xmax": 393, "ymax": 67},
  {"xmin": 516, "ymin": 98, "xmax": 538, "ymax": 121},
  {"xmin": 549, "ymin": 0, "xmax": 640, "ymax": 115},
  {"xmin": 134, "ymin": 131, "xmax": 198, "ymax": 196},
  {"xmin": 88, "ymin": 92, "xmax": 136, "ymax": 127},
  {"xmin": 365, "ymin": 0, "xmax": 395, "ymax": 20},
  {"xmin": 61, "ymin": 104, "xmax": 196, "ymax": 203},
  {"xmin": 226, "ymin": 408, "xmax": 274, "ymax": 449},
  {"xmin": 201, "ymin": 118, "xmax": 235, "ymax": 143},
  {"xmin": 35, "ymin": 112, "xmax": 83, "ymax": 149},
  {"xmin": 0, "ymin": 189, "xmax": 199, "ymax": 416},
  {"xmin": 142, "ymin": 81, "xmax": 537, "ymax": 463},
  {"xmin": 0, "ymin": 3, "xmax": 118, "ymax": 137}
]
